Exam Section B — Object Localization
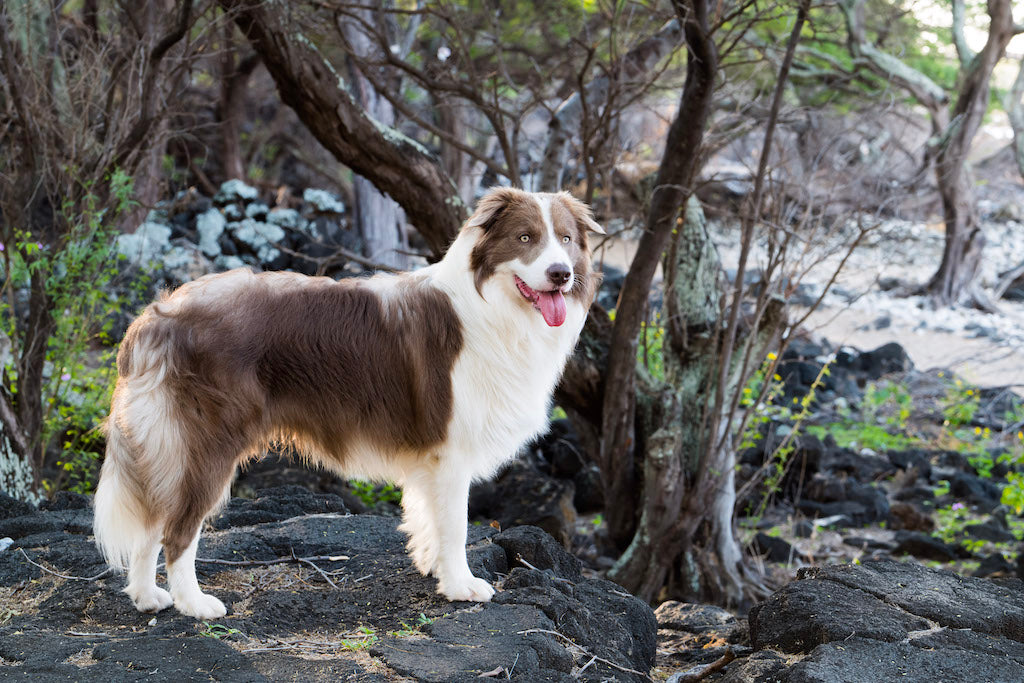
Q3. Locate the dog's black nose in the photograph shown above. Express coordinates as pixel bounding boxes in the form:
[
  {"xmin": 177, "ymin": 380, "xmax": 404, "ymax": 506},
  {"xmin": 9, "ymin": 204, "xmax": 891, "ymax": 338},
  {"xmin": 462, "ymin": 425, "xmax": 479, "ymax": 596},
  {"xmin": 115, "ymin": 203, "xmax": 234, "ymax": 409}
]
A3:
[{"xmin": 546, "ymin": 263, "xmax": 571, "ymax": 287}]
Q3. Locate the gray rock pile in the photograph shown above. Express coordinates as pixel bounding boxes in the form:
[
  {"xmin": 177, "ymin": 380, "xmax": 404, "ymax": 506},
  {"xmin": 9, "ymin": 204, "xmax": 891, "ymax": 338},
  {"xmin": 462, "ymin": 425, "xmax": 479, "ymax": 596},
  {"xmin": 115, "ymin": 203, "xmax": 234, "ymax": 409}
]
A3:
[{"xmin": 116, "ymin": 180, "xmax": 359, "ymax": 286}]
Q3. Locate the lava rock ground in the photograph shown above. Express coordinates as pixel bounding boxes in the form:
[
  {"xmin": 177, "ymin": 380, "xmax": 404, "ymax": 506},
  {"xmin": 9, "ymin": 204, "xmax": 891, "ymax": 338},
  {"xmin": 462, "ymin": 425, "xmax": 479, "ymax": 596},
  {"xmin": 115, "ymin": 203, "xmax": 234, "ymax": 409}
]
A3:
[
  {"xmin": 730, "ymin": 560, "xmax": 1024, "ymax": 682},
  {"xmin": 0, "ymin": 490, "xmax": 654, "ymax": 682}
]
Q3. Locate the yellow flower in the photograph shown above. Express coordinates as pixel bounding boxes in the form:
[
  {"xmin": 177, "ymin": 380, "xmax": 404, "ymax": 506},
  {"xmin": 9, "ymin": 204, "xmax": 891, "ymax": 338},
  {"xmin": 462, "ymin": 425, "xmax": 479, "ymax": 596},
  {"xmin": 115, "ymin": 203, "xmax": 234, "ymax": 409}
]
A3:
[
  {"xmin": 767, "ymin": 352, "xmax": 778, "ymax": 361},
  {"xmin": 966, "ymin": 389, "xmax": 974, "ymax": 396},
  {"xmin": 974, "ymin": 427, "xmax": 982, "ymax": 435},
  {"xmin": 773, "ymin": 374, "xmax": 782, "ymax": 381}
]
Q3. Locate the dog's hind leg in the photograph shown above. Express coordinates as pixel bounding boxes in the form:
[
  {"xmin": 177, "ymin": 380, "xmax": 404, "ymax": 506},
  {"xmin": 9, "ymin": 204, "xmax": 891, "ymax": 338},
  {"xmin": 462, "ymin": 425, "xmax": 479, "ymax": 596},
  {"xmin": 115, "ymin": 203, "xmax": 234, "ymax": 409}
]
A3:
[
  {"xmin": 162, "ymin": 460, "xmax": 235, "ymax": 619},
  {"xmin": 124, "ymin": 532, "xmax": 172, "ymax": 613},
  {"xmin": 427, "ymin": 462, "xmax": 495, "ymax": 603}
]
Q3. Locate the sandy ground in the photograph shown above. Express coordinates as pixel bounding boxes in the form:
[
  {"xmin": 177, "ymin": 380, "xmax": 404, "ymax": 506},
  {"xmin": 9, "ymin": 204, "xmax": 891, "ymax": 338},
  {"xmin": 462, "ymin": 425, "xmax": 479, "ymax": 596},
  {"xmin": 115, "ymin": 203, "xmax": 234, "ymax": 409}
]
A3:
[
  {"xmin": 596, "ymin": 217, "xmax": 1024, "ymax": 391},
  {"xmin": 800, "ymin": 305, "xmax": 1024, "ymax": 389}
]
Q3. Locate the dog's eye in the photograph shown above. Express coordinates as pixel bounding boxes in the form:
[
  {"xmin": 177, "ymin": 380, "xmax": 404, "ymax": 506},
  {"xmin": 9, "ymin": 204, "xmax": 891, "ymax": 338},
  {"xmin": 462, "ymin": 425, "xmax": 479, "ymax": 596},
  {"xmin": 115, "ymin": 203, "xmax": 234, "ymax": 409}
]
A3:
[
  {"xmin": 561, "ymin": 235, "xmax": 571, "ymax": 244},
  {"xmin": 519, "ymin": 234, "xmax": 530, "ymax": 243}
]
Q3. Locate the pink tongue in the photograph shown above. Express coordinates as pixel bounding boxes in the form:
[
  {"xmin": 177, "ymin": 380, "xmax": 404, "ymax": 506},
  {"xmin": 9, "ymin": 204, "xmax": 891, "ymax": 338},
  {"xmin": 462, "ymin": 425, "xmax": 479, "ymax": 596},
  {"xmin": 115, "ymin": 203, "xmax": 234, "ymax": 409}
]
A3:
[{"xmin": 537, "ymin": 290, "xmax": 566, "ymax": 327}]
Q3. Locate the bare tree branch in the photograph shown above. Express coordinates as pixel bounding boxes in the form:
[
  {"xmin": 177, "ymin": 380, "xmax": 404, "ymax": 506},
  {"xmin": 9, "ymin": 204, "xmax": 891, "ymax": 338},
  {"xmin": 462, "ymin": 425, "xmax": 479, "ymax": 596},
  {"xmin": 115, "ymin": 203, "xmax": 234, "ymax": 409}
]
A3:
[
  {"xmin": 838, "ymin": 0, "xmax": 948, "ymax": 111},
  {"xmin": 951, "ymin": 0, "xmax": 976, "ymax": 67},
  {"xmin": 538, "ymin": 18, "xmax": 683, "ymax": 191},
  {"xmin": 219, "ymin": 0, "xmax": 465, "ymax": 256},
  {"xmin": 1005, "ymin": 53, "xmax": 1024, "ymax": 180}
]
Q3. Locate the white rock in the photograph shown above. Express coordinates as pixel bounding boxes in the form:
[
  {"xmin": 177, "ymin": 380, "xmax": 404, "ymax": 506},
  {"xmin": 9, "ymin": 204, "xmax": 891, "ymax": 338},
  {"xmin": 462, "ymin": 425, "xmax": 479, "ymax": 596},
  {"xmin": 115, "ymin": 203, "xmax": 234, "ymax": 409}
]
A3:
[
  {"xmin": 117, "ymin": 222, "xmax": 171, "ymax": 267},
  {"xmin": 303, "ymin": 188, "xmax": 345, "ymax": 214},
  {"xmin": 196, "ymin": 209, "xmax": 226, "ymax": 258},
  {"xmin": 215, "ymin": 179, "xmax": 259, "ymax": 203}
]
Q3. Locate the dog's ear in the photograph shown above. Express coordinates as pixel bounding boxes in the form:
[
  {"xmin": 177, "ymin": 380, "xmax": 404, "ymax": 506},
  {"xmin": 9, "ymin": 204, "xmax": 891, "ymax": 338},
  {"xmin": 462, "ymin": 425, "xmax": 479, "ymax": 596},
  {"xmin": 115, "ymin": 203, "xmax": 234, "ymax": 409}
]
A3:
[
  {"xmin": 557, "ymin": 192, "xmax": 605, "ymax": 235},
  {"xmin": 466, "ymin": 187, "xmax": 525, "ymax": 230}
]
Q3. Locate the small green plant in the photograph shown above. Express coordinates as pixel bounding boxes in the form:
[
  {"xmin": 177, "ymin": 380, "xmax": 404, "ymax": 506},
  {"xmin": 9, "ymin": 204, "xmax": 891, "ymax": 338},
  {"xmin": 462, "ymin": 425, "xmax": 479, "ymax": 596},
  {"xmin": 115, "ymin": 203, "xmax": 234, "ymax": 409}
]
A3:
[
  {"xmin": 941, "ymin": 379, "xmax": 980, "ymax": 427},
  {"xmin": 738, "ymin": 352, "xmax": 787, "ymax": 451},
  {"xmin": 347, "ymin": 480, "xmax": 403, "ymax": 507},
  {"xmin": 742, "ymin": 354, "xmax": 834, "ymax": 527},
  {"xmin": 2, "ymin": 168, "xmax": 144, "ymax": 497},
  {"xmin": 805, "ymin": 380, "xmax": 919, "ymax": 453},
  {"xmin": 198, "ymin": 622, "xmax": 242, "ymax": 640},
  {"xmin": 1002, "ymin": 471, "xmax": 1024, "ymax": 515},
  {"xmin": 932, "ymin": 501, "xmax": 969, "ymax": 546},
  {"xmin": 389, "ymin": 613, "xmax": 435, "ymax": 637},
  {"xmin": 340, "ymin": 626, "xmax": 378, "ymax": 650},
  {"xmin": 861, "ymin": 381, "xmax": 913, "ymax": 431},
  {"xmin": 806, "ymin": 422, "xmax": 916, "ymax": 452}
]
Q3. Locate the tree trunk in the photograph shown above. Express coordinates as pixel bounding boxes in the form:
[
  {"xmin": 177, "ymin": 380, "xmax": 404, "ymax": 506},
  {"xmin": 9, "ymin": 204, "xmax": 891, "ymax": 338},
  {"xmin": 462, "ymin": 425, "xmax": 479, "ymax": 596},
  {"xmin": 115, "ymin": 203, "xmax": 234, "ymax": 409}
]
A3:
[
  {"xmin": 608, "ymin": 197, "xmax": 721, "ymax": 600},
  {"xmin": 922, "ymin": 0, "xmax": 1016, "ymax": 305},
  {"xmin": 343, "ymin": 10, "xmax": 409, "ymax": 270},
  {"xmin": 1005, "ymin": 55, "xmax": 1024, "ymax": 182},
  {"xmin": 598, "ymin": 0, "xmax": 718, "ymax": 551},
  {"xmin": 927, "ymin": 160, "xmax": 985, "ymax": 305},
  {"xmin": 218, "ymin": 20, "xmax": 260, "ymax": 182},
  {"xmin": 606, "ymin": 197, "xmax": 777, "ymax": 606}
]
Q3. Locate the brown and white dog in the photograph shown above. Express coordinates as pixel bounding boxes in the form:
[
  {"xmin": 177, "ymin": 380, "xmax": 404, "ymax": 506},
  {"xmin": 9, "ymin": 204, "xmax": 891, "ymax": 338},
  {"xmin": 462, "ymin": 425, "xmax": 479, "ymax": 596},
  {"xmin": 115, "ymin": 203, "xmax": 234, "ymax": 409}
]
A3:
[{"xmin": 93, "ymin": 187, "xmax": 603, "ymax": 619}]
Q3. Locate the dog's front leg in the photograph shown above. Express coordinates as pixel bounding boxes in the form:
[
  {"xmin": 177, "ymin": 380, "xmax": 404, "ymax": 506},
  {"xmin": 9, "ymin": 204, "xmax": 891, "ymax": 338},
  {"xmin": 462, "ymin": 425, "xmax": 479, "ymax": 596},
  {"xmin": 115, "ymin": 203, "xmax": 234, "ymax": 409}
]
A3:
[
  {"xmin": 430, "ymin": 465, "xmax": 495, "ymax": 602},
  {"xmin": 399, "ymin": 470, "xmax": 441, "ymax": 576}
]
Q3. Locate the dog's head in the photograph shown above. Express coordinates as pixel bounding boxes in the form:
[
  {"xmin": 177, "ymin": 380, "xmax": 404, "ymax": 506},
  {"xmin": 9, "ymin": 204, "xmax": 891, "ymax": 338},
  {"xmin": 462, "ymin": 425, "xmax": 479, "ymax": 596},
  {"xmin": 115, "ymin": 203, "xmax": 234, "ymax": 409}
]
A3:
[{"xmin": 466, "ymin": 187, "xmax": 604, "ymax": 327}]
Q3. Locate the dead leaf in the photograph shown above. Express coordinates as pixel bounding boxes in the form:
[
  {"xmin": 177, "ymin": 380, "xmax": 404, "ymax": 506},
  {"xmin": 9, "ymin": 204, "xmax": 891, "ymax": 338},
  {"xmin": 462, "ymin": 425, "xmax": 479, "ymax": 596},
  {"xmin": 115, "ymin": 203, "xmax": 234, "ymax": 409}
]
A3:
[{"xmin": 477, "ymin": 666, "xmax": 504, "ymax": 678}]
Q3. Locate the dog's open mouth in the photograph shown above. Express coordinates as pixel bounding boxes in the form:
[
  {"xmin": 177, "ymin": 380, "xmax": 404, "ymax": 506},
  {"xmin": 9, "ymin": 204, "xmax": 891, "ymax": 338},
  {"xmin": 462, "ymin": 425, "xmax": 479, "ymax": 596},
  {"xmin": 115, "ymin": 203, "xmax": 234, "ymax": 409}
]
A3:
[{"xmin": 515, "ymin": 276, "xmax": 566, "ymax": 327}]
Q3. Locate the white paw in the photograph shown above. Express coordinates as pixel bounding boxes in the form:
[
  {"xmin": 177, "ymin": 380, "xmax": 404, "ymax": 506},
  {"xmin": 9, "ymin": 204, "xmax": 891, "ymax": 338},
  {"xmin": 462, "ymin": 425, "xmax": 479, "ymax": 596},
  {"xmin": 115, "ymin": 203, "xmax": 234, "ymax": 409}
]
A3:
[
  {"xmin": 126, "ymin": 585, "xmax": 173, "ymax": 613},
  {"xmin": 174, "ymin": 592, "xmax": 227, "ymax": 619},
  {"xmin": 439, "ymin": 575, "xmax": 496, "ymax": 602}
]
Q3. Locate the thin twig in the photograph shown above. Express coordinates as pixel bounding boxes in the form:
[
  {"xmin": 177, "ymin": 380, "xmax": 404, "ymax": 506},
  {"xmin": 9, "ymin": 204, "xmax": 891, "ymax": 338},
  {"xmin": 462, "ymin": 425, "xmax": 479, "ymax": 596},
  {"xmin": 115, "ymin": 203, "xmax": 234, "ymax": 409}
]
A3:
[
  {"xmin": 19, "ymin": 549, "xmax": 112, "ymax": 581},
  {"xmin": 669, "ymin": 648, "xmax": 736, "ymax": 682},
  {"xmin": 273, "ymin": 240, "xmax": 404, "ymax": 274},
  {"xmin": 516, "ymin": 628, "xmax": 652, "ymax": 680},
  {"xmin": 292, "ymin": 548, "xmax": 340, "ymax": 589},
  {"xmin": 513, "ymin": 554, "xmax": 573, "ymax": 584},
  {"xmin": 195, "ymin": 554, "xmax": 349, "ymax": 567}
]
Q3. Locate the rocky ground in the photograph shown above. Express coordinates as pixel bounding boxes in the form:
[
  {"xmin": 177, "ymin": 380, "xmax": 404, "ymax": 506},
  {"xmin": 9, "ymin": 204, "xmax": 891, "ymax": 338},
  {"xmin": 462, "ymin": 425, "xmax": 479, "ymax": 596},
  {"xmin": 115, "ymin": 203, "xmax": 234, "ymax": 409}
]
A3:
[
  {"xmin": 0, "ymin": 490, "xmax": 655, "ymax": 682},
  {"xmin": 4, "ymin": 487, "xmax": 1024, "ymax": 681}
]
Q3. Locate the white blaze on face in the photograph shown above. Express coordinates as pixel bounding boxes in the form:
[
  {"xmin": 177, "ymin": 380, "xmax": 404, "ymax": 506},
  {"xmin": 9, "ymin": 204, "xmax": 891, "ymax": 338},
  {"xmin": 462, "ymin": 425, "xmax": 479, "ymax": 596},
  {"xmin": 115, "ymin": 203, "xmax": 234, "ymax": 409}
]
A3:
[
  {"xmin": 514, "ymin": 195, "xmax": 574, "ymax": 293},
  {"xmin": 506, "ymin": 194, "xmax": 576, "ymax": 328}
]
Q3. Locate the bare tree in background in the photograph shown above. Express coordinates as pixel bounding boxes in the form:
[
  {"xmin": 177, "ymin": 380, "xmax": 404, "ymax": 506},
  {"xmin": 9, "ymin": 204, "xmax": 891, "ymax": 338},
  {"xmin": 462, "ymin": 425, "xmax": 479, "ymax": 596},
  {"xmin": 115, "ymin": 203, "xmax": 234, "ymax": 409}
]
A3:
[
  {"xmin": 537, "ymin": 17, "xmax": 683, "ymax": 194},
  {"xmin": 339, "ymin": 6, "xmax": 415, "ymax": 269},
  {"xmin": 840, "ymin": 0, "xmax": 1023, "ymax": 308},
  {"xmin": 0, "ymin": 0, "xmax": 203, "ymax": 498}
]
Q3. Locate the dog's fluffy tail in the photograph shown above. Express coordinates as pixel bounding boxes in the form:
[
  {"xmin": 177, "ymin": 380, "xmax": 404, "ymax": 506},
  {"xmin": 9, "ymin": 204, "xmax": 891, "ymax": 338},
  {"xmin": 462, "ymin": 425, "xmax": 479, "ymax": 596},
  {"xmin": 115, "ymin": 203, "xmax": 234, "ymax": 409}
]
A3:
[
  {"xmin": 93, "ymin": 417, "xmax": 155, "ymax": 571},
  {"xmin": 93, "ymin": 319, "xmax": 180, "ymax": 571}
]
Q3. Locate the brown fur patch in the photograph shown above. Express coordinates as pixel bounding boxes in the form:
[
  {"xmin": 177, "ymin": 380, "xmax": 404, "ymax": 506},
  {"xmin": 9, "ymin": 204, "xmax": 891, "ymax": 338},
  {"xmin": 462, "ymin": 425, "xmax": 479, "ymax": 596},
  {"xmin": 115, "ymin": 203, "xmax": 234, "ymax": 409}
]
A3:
[
  {"xmin": 468, "ymin": 188, "xmax": 602, "ymax": 306},
  {"xmin": 468, "ymin": 188, "xmax": 548, "ymax": 295},
  {"xmin": 116, "ymin": 272, "xmax": 463, "ymax": 562}
]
